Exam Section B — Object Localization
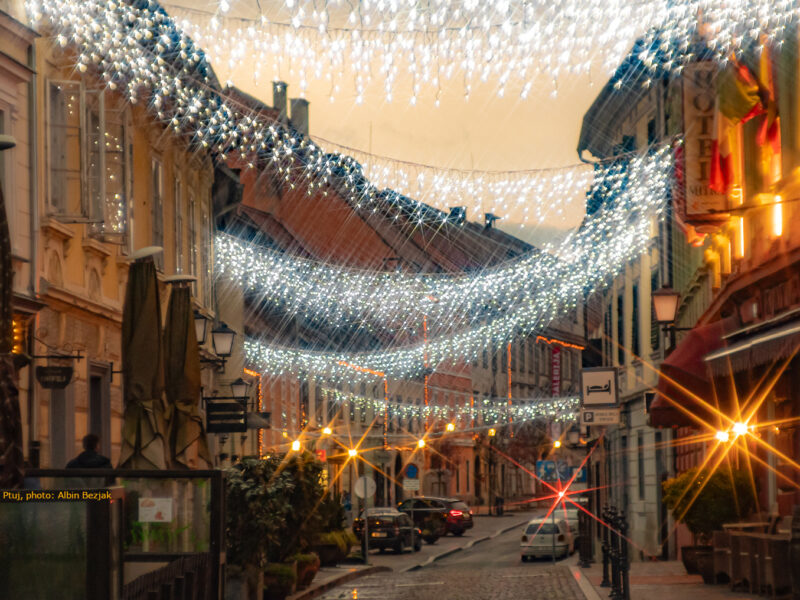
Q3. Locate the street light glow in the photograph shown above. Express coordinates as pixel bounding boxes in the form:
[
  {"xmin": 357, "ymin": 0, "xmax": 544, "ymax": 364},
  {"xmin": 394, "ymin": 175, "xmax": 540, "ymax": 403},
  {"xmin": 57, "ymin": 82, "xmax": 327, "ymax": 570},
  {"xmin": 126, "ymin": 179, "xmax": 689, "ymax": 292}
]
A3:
[
  {"xmin": 488, "ymin": 428, "xmax": 496, "ymax": 437},
  {"xmin": 417, "ymin": 439, "xmax": 426, "ymax": 449},
  {"xmin": 715, "ymin": 430, "xmax": 730, "ymax": 443},
  {"xmin": 291, "ymin": 440, "xmax": 301, "ymax": 452},
  {"xmin": 554, "ymin": 440, "xmax": 562, "ymax": 448},
  {"xmin": 446, "ymin": 422, "xmax": 455, "ymax": 432},
  {"xmin": 322, "ymin": 426, "xmax": 332, "ymax": 435},
  {"xmin": 732, "ymin": 422, "xmax": 748, "ymax": 437},
  {"xmin": 348, "ymin": 448, "xmax": 358, "ymax": 457}
]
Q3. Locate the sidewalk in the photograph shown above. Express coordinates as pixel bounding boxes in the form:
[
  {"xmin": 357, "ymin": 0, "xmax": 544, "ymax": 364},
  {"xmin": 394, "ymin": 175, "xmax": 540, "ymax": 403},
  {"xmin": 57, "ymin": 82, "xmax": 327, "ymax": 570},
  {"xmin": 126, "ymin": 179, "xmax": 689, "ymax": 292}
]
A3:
[
  {"xmin": 572, "ymin": 560, "xmax": 762, "ymax": 600},
  {"xmin": 288, "ymin": 512, "xmax": 535, "ymax": 600}
]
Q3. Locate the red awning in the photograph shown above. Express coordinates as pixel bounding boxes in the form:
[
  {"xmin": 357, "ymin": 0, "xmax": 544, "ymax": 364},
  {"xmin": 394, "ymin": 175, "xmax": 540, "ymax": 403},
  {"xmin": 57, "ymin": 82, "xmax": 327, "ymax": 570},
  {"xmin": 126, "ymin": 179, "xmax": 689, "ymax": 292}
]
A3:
[{"xmin": 649, "ymin": 320, "xmax": 729, "ymax": 428}]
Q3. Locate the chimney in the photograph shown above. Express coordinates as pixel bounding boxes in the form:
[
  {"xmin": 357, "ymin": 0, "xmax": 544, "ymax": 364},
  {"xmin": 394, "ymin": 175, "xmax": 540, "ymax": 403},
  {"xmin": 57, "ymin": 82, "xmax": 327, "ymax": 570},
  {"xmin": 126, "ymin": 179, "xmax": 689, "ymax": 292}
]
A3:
[
  {"xmin": 484, "ymin": 213, "xmax": 501, "ymax": 229},
  {"xmin": 290, "ymin": 98, "xmax": 310, "ymax": 136},
  {"xmin": 273, "ymin": 81, "xmax": 288, "ymax": 123}
]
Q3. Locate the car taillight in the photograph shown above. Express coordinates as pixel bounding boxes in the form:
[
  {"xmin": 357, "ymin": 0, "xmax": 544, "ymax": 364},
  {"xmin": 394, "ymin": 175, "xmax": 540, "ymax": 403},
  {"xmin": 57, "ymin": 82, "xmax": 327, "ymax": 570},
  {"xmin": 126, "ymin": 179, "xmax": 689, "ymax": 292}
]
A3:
[
  {"xmin": 469, "ymin": 510, "xmax": 473, "ymax": 515},
  {"xmin": 449, "ymin": 510, "xmax": 463, "ymax": 517},
  {"xmin": 521, "ymin": 535, "xmax": 528, "ymax": 542}
]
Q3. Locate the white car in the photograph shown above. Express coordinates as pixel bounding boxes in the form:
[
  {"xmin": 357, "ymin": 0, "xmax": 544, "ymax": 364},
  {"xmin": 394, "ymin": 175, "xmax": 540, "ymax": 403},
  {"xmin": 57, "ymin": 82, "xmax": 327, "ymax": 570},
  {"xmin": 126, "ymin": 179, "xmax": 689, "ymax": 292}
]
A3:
[{"xmin": 520, "ymin": 517, "xmax": 574, "ymax": 561}]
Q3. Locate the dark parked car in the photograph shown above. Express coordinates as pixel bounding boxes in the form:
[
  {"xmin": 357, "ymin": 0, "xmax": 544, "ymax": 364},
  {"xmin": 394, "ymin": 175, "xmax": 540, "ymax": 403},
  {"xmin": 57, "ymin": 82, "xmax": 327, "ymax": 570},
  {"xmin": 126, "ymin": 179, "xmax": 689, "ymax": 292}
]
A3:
[
  {"xmin": 352, "ymin": 508, "xmax": 422, "ymax": 553},
  {"xmin": 398, "ymin": 497, "xmax": 474, "ymax": 536}
]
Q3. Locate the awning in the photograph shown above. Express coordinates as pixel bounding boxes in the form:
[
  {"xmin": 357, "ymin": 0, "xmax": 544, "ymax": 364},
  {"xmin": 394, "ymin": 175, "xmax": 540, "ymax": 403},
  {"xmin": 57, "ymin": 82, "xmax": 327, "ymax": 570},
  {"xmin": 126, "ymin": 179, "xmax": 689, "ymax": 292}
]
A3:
[
  {"xmin": 705, "ymin": 320, "xmax": 800, "ymax": 377},
  {"xmin": 649, "ymin": 320, "xmax": 729, "ymax": 428}
]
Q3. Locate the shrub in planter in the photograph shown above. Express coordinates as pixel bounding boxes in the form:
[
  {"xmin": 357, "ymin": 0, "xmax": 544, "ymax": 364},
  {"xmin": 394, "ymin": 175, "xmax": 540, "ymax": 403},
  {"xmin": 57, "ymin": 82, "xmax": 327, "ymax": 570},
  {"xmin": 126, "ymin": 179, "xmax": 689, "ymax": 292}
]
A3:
[
  {"xmin": 314, "ymin": 531, "xmax": 346, "ymax": 566},
  {"xmin": 662, "ymin": 466, "xmax": 757, "ymax": 582},
  {"xmin": 291, "ymin": 553, "xmax": 320, "ymax": 589},
  {"xmin": 262, "ymin": 563, "xmax": 296, "ymax": 600}
]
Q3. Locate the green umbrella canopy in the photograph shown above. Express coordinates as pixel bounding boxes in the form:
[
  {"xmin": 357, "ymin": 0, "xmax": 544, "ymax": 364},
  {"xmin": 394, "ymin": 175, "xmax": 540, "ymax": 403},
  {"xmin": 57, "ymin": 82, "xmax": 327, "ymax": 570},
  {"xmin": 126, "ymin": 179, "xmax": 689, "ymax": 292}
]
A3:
[
  {"xmin": 164, "ymin": 282, "xmax": 211, "ymax": 469},
  {"xmin": 118, "ymin": 253, "xmax": 168, "ymax": 469}
]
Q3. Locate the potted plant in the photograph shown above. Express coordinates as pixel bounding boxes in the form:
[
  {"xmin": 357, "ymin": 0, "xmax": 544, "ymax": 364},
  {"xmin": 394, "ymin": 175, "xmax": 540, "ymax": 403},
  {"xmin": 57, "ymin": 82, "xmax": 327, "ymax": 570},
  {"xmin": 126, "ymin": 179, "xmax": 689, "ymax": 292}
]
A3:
[
  {"xmin": 262, "ymin": 563, "xmax": 296, "ymax": 600},
  {"xmin": 662, "ymin": 466, "xmax": 756, "ymax": 583},
  {"xmin": 291, "ymin": 553, "xmax": 320, "ymax": 589},
  {"xmin": 313, "ymin": 494, "xmax": 356, "ymax": 566}
]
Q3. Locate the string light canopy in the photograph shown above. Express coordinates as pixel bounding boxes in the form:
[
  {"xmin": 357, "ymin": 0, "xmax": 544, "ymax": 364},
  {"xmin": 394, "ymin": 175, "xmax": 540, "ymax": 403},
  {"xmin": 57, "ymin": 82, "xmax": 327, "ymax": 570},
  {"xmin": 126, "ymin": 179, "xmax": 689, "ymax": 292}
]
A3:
[
  {"xmin": 322, "ymin": 388, "xmax": 580, "ymax": 427},
  {"xmin": 163, "ymin": 0, "xmax": 798, "ymax": 103},
  {"xmin": 243, "ymin": 145, "xmax": 672, "ymax": 380},
  {"xmin": 217, "ymin": 146, "xmax": 671, "ymax": 335}
]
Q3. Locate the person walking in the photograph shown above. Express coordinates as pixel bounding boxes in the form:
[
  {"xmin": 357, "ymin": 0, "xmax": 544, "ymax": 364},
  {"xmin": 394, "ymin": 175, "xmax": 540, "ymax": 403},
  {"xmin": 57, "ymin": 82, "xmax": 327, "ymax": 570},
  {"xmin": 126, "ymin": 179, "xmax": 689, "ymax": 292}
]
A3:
[{"xmin": 66, "ymin": 434, "xmax": 112, "ymax": 468}]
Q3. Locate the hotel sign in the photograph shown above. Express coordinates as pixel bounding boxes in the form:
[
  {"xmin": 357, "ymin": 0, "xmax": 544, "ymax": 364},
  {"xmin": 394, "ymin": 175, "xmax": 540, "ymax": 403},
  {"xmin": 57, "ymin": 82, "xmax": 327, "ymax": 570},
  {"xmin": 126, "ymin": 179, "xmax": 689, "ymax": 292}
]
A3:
[{"xmin": 681, "ymin": 61, "xmax": 728, "ymax": 227}]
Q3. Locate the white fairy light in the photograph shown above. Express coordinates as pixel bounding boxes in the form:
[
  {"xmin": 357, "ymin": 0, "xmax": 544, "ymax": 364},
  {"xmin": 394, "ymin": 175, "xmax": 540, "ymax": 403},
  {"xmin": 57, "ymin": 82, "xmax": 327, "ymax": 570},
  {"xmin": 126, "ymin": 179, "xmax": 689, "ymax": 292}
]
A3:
[
  {"xmin": 243, "ymin": 146, "xmax": 673, "ymax": 380},
  {"xmin": 162, "ymin": 1, "xmax": 799, "ymax": 102},
  {"xmin": 216, "ymin": 147, "xmax": 670, "ymax": 333},
  {"xmin": 323, "ymin": 387, "xmax": 580, "ymax": 426}
]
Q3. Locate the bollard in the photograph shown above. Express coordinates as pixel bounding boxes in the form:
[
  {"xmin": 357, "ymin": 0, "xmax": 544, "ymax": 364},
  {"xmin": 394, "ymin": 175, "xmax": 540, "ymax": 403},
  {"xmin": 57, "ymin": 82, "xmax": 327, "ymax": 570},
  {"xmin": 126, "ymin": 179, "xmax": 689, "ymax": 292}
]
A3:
[
  {"xmin": 579, "ymin": 508, "xmax": 593, "ymax": 568},
  {"xmin": 609, "ymin": 508, "xmax": 621, "ymax": 600},
  {"xmin": 619, "ymin": 511, "xmax": 630, "ymax": 600},
  {"xmin": 600, "ymin": 506, "xmax": 611, "ymax": 587}
]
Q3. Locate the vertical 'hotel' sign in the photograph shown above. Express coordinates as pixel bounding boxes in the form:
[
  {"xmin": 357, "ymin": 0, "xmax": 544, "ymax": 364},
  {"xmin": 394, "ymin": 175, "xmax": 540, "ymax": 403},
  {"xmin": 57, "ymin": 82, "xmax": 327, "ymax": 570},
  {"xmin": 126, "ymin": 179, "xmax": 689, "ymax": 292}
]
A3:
[{"xmin": 681, "ymin": 61, "xmax": 728, "ymax": 228}]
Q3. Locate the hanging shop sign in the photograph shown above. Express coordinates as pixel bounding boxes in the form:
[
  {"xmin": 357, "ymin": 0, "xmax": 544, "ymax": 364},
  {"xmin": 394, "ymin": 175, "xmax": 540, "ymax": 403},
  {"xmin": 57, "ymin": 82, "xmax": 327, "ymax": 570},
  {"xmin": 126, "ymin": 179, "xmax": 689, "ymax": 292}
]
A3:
[
  {"xmin": 681, "ymin": 61, "xmax": 729, "ymax": 228},
  {"xmin": 206, "ymin": 398, "xmax": 247, "ymax": 433},
  {"xmin": 35, "ymin": 366, "xmax": 73, "ymax": 389},
  {"xmin": 551, "ymin": 346, "xmax": 561, "ymax": 397}
]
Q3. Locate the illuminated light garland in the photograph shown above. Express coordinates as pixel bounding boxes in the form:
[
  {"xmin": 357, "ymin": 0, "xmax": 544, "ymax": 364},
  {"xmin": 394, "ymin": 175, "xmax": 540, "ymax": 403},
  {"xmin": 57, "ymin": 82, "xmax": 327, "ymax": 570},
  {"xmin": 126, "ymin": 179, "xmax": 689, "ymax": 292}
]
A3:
[
  {"xmin": 310, "ymin": 137, "xmax": 593, "ymax": 228},
  {"xmin": 216, "ymin": 147, "xmax": 672, "ymax": 334},
  {"xmin": 243, "ymin": 146, "xmax": 672, "ymax": 380},
  {"xmin": 163, "ymin": 1, "xmax": 798, "ymax": 102},
  {"xmin": 322, "ymin": 388, "xmax": 579, "ymax": 426},
  {"xmin": 535, "ymin": 336, "xmax": 584, "ymax": 351}
]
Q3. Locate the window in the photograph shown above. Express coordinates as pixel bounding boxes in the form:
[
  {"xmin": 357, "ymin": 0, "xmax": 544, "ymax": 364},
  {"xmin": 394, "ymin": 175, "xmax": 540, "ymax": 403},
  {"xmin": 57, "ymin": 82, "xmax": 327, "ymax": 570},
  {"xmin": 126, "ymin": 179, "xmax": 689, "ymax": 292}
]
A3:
[
  {"xmin": 482, "ymin": 349, "xmax": 488, "ymax": 369},
  {"xmin": 151, "ymin": 158, "xmax": 164, "ymax": 268},
  {"xmin": 188, "ymin": 193, "xmax": 197, "ymax": 293},
  {"xmin": 466, "ymin": 460, "xmax": 470, "ymax": 492},
  {"xmin": 47, "ymin": 81, "xmax": 82, "ymax": 216},
  {"xmin": 632, "ymin": 283, "xmax": 640, "ymax": 358},
  {"xmin": 202, "ymin": 208, "xmax": 212, "ymax": 306},
  {"xmin": 456, "ymin": 462, "xmax": 460, "ymax": 492},
  {"xmin": 617, "ymin": 293, "xmax": 625, "ymax": 365},
  {"xmin": 647, "ymin": 118, "xmax": 657, "ymax": 145},
  {"xmin": 650, "ymin": 270, "xmax": 660, "ymax": 351},
  {"xmin": 174, "ymin": 176, "xmax": 183, "ymax": 273},
  {"xmin": 638, "ymin": 430, "xmax": 645, "ymax": 500}
]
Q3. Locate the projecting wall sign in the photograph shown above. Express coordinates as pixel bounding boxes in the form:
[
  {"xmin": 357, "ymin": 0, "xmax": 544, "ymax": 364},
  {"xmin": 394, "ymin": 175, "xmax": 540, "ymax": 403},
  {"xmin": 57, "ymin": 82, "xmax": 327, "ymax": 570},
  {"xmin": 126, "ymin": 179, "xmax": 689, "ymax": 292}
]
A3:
[{"xmin": 580, "ymin": 367, "xmax": 619, "ymax": 407}]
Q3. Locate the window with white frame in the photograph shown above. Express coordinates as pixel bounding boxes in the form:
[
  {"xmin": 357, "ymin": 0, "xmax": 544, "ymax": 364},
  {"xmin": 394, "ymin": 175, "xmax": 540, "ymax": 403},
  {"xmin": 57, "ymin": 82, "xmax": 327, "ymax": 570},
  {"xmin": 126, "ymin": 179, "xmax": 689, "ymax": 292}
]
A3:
[
  {"xmin": 188, "ymin": 192, "xmax": 197, "ymax": 291},
  {"xmin": 201, "ymin": 207, "xmax": 212, "ymax": 306},
  {"xmin": 47, "ymin": 81, "xmax": 82, "ymax": 216},
  {"xmin": 174, "ymin": 175, "xmax": 183, "ymax": 273},
  {"xmin": 151, "ymin": 158, "xmax": 164, "ymax": 269}
]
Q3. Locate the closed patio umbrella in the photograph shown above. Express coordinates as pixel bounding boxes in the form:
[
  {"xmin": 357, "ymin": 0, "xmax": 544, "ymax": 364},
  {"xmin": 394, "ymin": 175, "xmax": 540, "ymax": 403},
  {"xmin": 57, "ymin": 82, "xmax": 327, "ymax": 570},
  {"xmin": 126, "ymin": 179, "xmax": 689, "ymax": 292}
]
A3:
[
  {"xmin": 118, "ymin": 248, "xmax": 168, "ymax": 469},
  {"xmin": 0, "ymin": 179, "xmax": 23, "ymax": 488},
  {"xmin": 164, "ymin": 276, "xmax": 211, "ymax": 469}
]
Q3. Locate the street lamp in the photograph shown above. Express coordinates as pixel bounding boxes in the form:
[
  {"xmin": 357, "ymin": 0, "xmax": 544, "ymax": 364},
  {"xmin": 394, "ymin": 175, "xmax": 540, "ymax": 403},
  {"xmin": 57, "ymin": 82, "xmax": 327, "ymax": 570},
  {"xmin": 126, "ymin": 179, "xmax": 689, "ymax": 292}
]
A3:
[
  {"xmin": 194, "ymin": 310, "xmax": 208, "ymax": 345},
  {"xmin": 230, "ymin": 377, "xmax": 250, "ymax": 400},
  {"xmin": 211, "ymin": 322, "xmax": 236, "ymax": 357},
  {"xmin": 652, "ymin": 286, "xmax": 681, "ymax": 324},
  {"xmin": 417, "ymin": 439, "xmax": 426, "ymax": 449},
  {"xmin": 291, "ymin": 439, "xmax": 301, "ymax": 452},
  {"xmin": 567, "ymin": 425, "xmax": 581, "ymax": 446}
]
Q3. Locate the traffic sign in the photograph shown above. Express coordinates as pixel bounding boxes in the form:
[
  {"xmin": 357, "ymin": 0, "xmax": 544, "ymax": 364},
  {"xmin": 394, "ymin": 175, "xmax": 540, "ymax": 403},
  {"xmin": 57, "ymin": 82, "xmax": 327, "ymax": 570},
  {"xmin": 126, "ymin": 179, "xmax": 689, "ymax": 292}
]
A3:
[
  {"xmin": 402, "ymin": 479, "xmax": 420, "ymax": 491},
  {"xmin": 405, "ymin": 464, "xmax": 419, "ymax": 479},
  {"xmin": 354, "ymin": 476, "xmax": 376, "ymax": 499},
  {"xmin": 580, "ymin": 367, "xmax": 619, "ymax": 407},
  {"xmin": 581, "ymin": 408, "xmax": 621, "ymax": 426}
]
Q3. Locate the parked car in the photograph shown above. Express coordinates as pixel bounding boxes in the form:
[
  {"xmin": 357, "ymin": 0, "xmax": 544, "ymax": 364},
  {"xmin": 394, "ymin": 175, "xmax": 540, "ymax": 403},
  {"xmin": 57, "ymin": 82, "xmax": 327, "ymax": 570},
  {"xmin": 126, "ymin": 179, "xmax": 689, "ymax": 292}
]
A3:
[
  {"xmin": 352, "ymin": 508, "xmax": 422, "ymax": 553},
  {"xmin": 520, "ymin": 517, "xmax": 573, "ymax": 561},
  {"xmin": 555, "ymin": 499, "xmax": 588, "ymax": 543},
  {"xmin": 398, "ymin": 497, "xmax": 474, "ymax": 536}
]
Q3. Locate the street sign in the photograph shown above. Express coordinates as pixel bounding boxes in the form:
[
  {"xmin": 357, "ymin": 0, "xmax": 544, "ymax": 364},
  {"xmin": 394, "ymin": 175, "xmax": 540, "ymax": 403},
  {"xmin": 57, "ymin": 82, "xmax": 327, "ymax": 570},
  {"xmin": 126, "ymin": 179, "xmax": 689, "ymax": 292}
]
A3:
[
  {"xmin": 35, "ymin": 366, "xmax": 73, "ymax": 389},
  {"xmin": 354, "ymin": 476, "xmax": 376, "ymax": 499},
  {"xmin": 402, "ymin": 479, "xmax": 420, "ymax": 491},
  {"xmin": 405, "ymin": 464, "xmax": 419, "ymax": 479},
  {"xmin": 581, "ymin": 408, "xmax": 621, "ymax": 426},
  {"xmin": 580, "ymin": 367, "xmax": 619, "ymax": 407},
  {"xmin": 315, "ymin": 449, "xmax": 327, "ymax": 462},
  {"xmin": 536, "ymin": 460, "xmax": 571, "ymax": 482},
  {"xmin": 206, "ymin": 398, "xmax": 247, "ymax": 433}
]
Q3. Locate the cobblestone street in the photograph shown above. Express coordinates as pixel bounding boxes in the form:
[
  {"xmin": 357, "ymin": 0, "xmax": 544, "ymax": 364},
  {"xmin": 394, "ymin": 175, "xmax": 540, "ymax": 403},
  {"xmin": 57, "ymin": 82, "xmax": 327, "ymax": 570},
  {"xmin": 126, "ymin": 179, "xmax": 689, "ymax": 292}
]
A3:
[{"xmin": 318, "ymin": 526, "xmax": 585, "ymax": 600}]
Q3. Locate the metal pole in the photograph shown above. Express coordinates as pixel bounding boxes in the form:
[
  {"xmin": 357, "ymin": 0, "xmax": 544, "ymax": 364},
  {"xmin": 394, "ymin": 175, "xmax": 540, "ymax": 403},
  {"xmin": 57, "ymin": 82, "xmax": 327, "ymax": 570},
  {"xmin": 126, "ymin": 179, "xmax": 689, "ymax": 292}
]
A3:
[
  {"xmin": 601, "ymin": 506, "xmax": 611, "ymax": 587},
  {"xmin": 363, "ymin": 499, "xmax": 370, "ymax": 565},
  {"xmin": 552, "ymin": 502, "xmax": 557, "ymax": 564},
  {"xmin": 610, "ymin": 507, "xmax": 621, "ymax": 599},
  {"xmin": 620, "ymin": 511, "xmax": 630, "ymax": 600},
  {"xmin": 411, "ymin": 504, "xmax": 415, "ymax": 550}
]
